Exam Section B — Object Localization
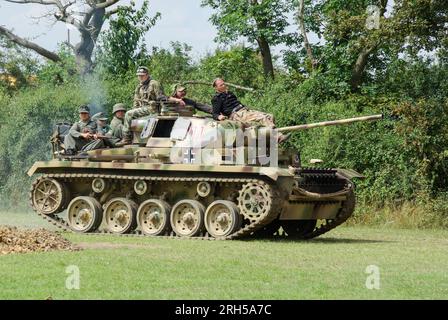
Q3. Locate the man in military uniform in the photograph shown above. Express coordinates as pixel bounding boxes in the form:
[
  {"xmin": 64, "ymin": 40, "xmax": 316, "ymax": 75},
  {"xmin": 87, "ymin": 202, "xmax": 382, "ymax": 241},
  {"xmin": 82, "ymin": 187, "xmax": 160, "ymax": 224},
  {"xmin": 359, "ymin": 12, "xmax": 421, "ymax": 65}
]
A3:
[
  {"xmin": 90, "ymin": 104, "xmax": 127, "ymax": 148},
  {"xmin": 116, "ymin": 67, "xmax": 173, "ymax": 146},
  {"xmin": 211, "ymin": 78, "xmax": 288, "ymax": 142},
  {"xmin": 64, "ymin": 105, "xmax": 103, "ymax": 155},
  {"xmin": 108, "ymin": 103, "xmax": 126, "ymax": 141},
  {"xmin": 97, "ymin": 116, "xmax": 110, "ymax": 135},
  {"xmin": 171, "ymin": 84, "xmax": 212, "ymax": 114}
]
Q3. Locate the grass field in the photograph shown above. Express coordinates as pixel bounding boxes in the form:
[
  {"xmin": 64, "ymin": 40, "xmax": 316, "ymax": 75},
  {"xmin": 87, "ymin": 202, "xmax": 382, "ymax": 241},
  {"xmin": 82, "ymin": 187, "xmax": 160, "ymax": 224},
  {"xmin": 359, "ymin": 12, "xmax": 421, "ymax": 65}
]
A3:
[{"xmin": 0, "ymin": 211, "xmax": 447, "ymax": 300}]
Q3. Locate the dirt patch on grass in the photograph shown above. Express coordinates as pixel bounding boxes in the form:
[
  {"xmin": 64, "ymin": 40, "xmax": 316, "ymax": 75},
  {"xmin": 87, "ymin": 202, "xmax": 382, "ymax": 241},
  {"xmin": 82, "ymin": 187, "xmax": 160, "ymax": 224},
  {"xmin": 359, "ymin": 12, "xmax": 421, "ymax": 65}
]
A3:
[{"xmin": 0, "ymin": 226, "xmax": 77, "ymax": 255}]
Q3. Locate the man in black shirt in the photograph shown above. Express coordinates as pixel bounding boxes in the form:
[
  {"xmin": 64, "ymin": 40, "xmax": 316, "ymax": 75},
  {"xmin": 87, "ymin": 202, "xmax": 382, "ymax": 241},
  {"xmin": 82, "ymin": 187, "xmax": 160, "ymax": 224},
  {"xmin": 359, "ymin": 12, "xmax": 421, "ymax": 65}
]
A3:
[{"xmin": 211, "ymin": 78, "xmax": 288, "ymax": 142}]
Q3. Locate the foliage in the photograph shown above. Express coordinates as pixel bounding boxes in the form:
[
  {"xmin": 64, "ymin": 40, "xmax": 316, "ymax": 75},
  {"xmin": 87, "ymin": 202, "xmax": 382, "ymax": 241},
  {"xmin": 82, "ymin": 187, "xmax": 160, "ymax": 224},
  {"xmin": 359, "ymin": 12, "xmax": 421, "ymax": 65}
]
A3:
[
  {"xmin": 0, "ymin": 82, "xmax": 89, "ymax": 206},
  {"xmin": 36, "ymin": 45, "xmax": 79, "ymax": 85},
  {"xmin": 202, "ymin": 0, "xmax": 293, "ymax": 46},
  {"xmin": 147, "ymin": 42, "xmax": 195, "ymax": 87},
  {"xmin": 0, "ymin": 35, "xmax": 40, "ymax": 92},
  {"xmin": 95, "ymin": 0, "xmax": 160, "ymax": 76},
  {"xmin": 202, "ymin": 0, "xmax": 295, "ymax": 77}
]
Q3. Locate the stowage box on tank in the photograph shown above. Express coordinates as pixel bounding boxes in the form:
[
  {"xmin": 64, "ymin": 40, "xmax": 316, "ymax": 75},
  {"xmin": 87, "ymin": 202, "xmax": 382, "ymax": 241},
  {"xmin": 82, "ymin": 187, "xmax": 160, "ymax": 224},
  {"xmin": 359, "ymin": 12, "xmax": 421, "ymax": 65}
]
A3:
[{"xmin": 28, "ymin": 109, "xmax": 382, "ymax": 240}]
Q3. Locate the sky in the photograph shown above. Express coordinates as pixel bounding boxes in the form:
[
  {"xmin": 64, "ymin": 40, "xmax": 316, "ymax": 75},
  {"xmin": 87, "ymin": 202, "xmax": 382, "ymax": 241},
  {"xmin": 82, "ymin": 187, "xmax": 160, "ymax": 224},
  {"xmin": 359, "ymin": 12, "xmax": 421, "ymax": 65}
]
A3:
[{"xmin": 0, "ymin": 0, "xmax": 222, "ymax": 60}]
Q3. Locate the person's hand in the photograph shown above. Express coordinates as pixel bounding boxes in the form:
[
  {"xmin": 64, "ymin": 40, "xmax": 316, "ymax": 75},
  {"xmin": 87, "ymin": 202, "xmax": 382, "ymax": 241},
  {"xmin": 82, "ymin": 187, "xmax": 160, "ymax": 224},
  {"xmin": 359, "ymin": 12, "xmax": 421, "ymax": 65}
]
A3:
[
  {"xmin": 218, "ymin": 115, "xmax": 227, "ymax": 121},
  {"xmin": 81, "ymin": 132, "xmax": 92, "ymax": 139},
  {"xmin": 177, "ymin": 98, "xmax": 186, "ymax": 106}
]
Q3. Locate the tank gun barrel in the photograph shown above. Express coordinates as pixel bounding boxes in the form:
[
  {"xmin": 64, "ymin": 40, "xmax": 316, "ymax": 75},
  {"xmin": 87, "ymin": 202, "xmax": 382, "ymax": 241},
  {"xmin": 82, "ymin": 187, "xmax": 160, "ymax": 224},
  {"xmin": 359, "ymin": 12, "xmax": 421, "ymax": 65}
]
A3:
[{"xmin": 276, "ymin": 114, "xmax": 383, "ymax": 133}]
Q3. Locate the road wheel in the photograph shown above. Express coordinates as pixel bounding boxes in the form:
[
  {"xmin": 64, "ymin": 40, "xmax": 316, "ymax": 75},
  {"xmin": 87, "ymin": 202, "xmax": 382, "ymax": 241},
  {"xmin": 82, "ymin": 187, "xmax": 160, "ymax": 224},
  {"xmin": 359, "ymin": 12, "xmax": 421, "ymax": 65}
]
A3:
[
  {"xmin": 104, "ymin": 198, "xmax": 138, "ymax": 234},
  {"xmin": 137, "ymin": 199, "xmax": 171, "ymax": 236},
  {"xmin": 67, "ymin": 196, "xmax": 102, "ymax": 233},
  {"xmin": 170, "ymin": 200, "xmax": 205, "ymax": 237},
  {"xmin": 205, "ymin": 200, "xmax": 242, "ymax": 238}
]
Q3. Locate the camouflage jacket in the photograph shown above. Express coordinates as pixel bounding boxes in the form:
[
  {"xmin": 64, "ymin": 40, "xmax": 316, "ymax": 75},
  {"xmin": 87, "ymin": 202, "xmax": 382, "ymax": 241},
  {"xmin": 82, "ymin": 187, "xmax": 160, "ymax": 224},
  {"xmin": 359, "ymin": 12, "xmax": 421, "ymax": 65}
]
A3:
[
  {"xmin": 108, "ymin": 116, "xmax": 124, "ymax": 138},
  {"xmin": 133, "ymin": 78, "xmax": 167, "ymax": 109},
  {"xmin": 69, "ymin": 119, "xmax": 97, "ymax": 138}
]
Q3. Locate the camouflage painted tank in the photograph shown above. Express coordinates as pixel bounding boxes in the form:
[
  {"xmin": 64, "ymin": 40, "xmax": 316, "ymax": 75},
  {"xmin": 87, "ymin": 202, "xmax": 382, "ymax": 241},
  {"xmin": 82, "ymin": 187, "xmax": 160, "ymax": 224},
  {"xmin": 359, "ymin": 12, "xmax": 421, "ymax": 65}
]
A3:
[{"xmin": 28, "ymin": 106, "xmax": 382, "ymax": 240}]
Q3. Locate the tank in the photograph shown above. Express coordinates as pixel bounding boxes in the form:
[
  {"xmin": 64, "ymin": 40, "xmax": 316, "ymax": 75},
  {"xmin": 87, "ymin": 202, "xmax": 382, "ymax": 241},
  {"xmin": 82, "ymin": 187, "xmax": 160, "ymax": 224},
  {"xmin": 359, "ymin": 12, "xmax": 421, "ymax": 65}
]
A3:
[{"xmin": 28, "ymin": 107, "xmax": 382, "ymax": 240}]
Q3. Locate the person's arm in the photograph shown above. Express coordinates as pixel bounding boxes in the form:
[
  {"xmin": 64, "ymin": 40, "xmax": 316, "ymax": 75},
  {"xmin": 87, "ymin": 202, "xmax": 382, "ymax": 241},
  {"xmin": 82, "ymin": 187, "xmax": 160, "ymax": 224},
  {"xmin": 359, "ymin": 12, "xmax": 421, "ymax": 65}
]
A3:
[
  {"xmin": 168, "ymin": 96, "xmax": 185, "ymax": 106},
  {"xmin": 192, "ymin": 100, "xmax": 212, "ymax": 114},
  {"xmin": 212, "ymin": 95, "xmax": 223, "ymax": 120},
  {"xmin": 133, "ymin": 86, "xmax": 140, "ymax": 108},
  {"xmin": 69, "ymin": 123, "xmax": 82, "ymax": 138}
]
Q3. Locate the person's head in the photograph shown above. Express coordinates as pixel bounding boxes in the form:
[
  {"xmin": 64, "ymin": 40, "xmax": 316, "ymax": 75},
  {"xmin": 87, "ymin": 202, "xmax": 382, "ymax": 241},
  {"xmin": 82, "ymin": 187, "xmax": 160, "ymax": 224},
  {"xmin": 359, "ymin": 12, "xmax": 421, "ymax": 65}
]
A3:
[
  {"xmin": 136, "ymin": 66, "xmax": 150, "ymax": 83},
  {"xmin": 97, "ymin": 117, "xmax": 108, "ymax": 127},
  {"xmin": 172, "ymin": 84, "xmax": 187, "ymax": 99},
  {"xmin": 213, "ymin": 78, "xmax": 227, "ymax": 93},
  {"xmin": 78, "ymin": 105, "xmax": 90, "ymax": 121},
  {"xmin": 112, "ymin": 103, "xmax": 126, "ymax": 119}
]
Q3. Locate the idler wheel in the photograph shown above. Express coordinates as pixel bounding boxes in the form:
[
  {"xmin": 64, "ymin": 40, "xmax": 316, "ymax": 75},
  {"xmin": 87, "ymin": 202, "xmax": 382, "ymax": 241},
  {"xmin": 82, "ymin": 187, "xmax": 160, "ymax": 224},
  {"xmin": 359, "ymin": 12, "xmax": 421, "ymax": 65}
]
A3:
[
  {"xmin": 67, "ymin": 196, "xmax": 103, "ymax": 233},
  {"xmin": 170, "ymin": 200, "xmax": 205, "ymax": 237},
  {"xmin": 31, "ymin": 178, "xmax": 69, "ymax": 215},
  {"xmin": 104, "ymin": 198, "xmax": 138, "ymax": 234},
  {"xmin": 137, "ymin": 199, "xmax": 171, "ymax": 236},
  {"xmin": 205, "ymin": 200, "xmax": 242, "ymax": 238}
]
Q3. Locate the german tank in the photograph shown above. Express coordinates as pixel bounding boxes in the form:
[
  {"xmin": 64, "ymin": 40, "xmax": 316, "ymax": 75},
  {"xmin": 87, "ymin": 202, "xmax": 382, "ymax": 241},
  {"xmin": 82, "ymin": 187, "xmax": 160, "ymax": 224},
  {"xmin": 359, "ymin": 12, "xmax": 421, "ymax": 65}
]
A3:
[{"xmin": 28, "ymin": 104, "xmax": 382, "ymax": 240}]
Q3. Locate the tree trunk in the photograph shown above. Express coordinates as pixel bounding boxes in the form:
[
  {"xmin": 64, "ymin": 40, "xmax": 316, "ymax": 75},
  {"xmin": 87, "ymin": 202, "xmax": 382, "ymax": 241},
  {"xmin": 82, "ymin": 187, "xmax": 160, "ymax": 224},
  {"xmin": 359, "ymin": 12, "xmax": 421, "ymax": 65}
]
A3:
[
  {"xmin": 350, "ymin": 45, "xmax": 375, "ymax": 91},
  {"xmin": 350, "ymin": 0, "xmax": 387, "ymax": 91},
  {"xmin": 74, "ymin": 8, "xmax": 106, "ymax": 75},
  {"xmin": 256, "ymin": 37, "xmax": 275, "ymax": 80},
  {"xmin": 297, "ymin": 0, "xmax": 316, "ymax": 70}
]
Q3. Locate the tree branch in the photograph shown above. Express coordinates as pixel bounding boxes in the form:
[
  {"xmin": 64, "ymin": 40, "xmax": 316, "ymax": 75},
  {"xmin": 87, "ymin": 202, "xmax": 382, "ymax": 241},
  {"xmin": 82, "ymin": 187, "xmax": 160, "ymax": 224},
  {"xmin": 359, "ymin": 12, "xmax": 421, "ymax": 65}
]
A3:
[
  {"xmin": 5, "ymin": 0, "xmax": 59, "ymax": 6},
  {"xmin": 0, "ymin": 25, "xmax": 61, "ymax": 62},
  {"xmin": 176, "ymin": 80, "xmax": 256, "ymax": 92},
  {"xmin": 95, "ymin": 0, "xmax": 120, "ymax": 9},
  {"xmin": 297, "ymin": 0, "xmax": 317, "ymax": 70}
]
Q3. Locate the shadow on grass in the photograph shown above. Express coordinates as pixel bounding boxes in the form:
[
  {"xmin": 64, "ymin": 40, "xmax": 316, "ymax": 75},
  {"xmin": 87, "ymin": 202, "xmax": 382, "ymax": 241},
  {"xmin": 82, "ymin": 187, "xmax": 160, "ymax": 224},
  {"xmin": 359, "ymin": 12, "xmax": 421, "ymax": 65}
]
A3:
[{"xmin": 245, "ymin": 236, "xmax": 393, "ymax": 244}]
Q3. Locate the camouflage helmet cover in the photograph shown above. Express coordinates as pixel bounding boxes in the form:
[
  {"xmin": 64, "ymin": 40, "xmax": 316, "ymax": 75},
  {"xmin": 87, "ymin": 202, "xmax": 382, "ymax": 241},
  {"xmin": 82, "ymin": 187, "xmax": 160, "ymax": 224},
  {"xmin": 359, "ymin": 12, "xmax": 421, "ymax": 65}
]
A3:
[
  {"xmin": 112, "ymin": 103, "xmax": 126, "ymax": 114},
  {"xmin": 78, "ymin": 105, "xmax": 90, "ymax": 114},
  {"xmin": 136, "ymin": 66, "xmax": 149, "ymax": 76}
]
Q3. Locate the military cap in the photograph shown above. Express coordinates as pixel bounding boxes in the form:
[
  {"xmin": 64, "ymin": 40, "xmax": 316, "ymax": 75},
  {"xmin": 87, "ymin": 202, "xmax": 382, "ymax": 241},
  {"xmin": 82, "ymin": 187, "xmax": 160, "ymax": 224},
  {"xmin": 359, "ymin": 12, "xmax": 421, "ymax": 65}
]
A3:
[
  {"xmin": 91, "ymin": 112, "xmax": 102, "ymax": 121},
  {"xmin": 171, "ymin": 83, "xmax": 186, "ymax": 95},
  {"xmin": 79, "ymin": 105, "xmax": 90, "ymax": 113},
  {"xmin": 136, "ymin": 66, "xmax": 149, "ymax": 75},
  {"xmin": 112, "ymin": 103, "xmax": 126, "ymax": 114}
]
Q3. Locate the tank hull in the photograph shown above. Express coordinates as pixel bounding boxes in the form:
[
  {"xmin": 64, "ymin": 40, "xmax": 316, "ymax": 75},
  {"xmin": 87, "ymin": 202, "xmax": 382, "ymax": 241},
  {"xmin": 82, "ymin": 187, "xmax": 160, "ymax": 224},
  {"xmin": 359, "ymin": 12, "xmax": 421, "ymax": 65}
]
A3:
[{"xmin": 28, "ymin": 160, "xmax": 356, "ymax": 239}]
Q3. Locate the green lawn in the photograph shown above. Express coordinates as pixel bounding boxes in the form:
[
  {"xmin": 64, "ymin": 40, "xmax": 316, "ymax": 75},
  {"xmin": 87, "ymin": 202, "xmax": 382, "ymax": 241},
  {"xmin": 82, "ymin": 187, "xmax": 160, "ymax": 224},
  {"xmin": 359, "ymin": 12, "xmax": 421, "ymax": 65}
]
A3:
[{"xmin": 0, "ymin": 211, "xmax": 447, "ymax": 299}]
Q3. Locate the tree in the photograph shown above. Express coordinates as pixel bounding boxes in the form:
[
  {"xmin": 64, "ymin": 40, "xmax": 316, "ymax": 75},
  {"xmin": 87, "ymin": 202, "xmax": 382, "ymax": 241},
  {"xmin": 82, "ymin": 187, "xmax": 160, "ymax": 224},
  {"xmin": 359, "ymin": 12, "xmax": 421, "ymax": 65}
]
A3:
[
  {"xmin": 296, "ymin": 0, "xmax": 448, "ymax": 91},
  {"xmin": 202, "ymin": 0, "xmax": 293, "ymax": 79},
  {"xmin": 0, "ymin": 0, "xmax": 129, "ymax": 74},
  {"xmin": 96, "ymin": 0, "xmax": 160, "ymax": 76}
]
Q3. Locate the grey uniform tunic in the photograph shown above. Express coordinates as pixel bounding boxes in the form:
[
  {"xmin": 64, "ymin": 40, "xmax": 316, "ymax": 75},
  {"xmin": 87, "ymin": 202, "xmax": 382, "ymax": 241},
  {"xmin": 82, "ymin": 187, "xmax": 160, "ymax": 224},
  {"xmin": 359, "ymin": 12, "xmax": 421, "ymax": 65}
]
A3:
[{"xmin": 64, "ymin": 119, "xmax": 99, "ymax": 152}]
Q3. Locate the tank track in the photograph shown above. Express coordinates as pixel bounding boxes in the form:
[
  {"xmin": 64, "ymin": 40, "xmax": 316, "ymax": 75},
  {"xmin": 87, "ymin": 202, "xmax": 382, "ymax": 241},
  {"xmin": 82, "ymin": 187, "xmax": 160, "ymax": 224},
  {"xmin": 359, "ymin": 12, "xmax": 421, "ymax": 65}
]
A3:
[
  {"xmin": 29, "ymin": 173, "xmax": 282, "ymax": 241},
  {"xmin": 297, "ymin": 188, "xmax": 355, "ymax": 240},
  {"xmin": 292, "ymin": 172, "xmax": 355, "ymax": 240}
]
